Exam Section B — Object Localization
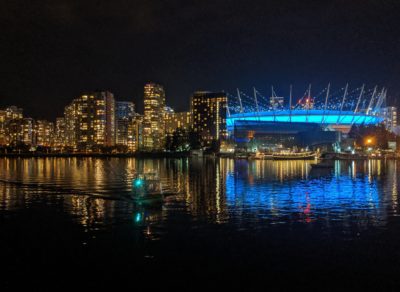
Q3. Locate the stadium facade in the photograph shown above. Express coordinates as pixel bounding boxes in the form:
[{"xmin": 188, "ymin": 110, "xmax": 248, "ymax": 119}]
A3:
[{"xmin": 226, "ymin": 85, "xmax": 386, "ymax": 150}]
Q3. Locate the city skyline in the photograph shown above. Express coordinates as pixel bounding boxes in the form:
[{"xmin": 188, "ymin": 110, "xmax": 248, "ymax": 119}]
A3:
[
  {"xmin": 1, "ymin": 0, "xmax": 400, "ymax": 120},
  {"xmin": 0, "ymin": 82, "xmax": 395, "ymax": 121},
  {"xmin": 2, "ymin": 2, "xmax": 400, "ymax": 288},
  {"xmin": 0, "ymin": 83, "xmax": 232, "ymax": 152}
]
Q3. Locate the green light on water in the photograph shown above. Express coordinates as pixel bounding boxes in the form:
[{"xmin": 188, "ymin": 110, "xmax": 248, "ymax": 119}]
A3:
[{"xmin": 134, "ymin": 178, "xmax": 143, "ymax": 187}]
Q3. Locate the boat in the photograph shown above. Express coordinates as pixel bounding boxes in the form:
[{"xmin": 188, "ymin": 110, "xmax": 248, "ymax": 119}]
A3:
[
  {"xmin": 130, "ymin": 172, "xmax": 177, "ymax": 204},
  {"xmin": 272, "ymin": 151, "xmax": 317, "ymax": 160},
  {"xmin": 249, "ymin": 151, "xmax": 273, "ymax": 160},
  {"xmin": 234, "ymin": 152, "xmax": 250, "ymax": 159},
  {"xmin": 335, "ymin": 152, "xmax": 368, "ymax": 160}
]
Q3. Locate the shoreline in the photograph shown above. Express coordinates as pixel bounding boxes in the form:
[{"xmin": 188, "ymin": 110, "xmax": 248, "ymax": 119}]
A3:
[
  {"xmin": 0, "ymin": 152, "xmax": 191, "ymax": 158},
  {"xmin": 0, "ymin": 153, "xmax": 398, "ymax": 160}
]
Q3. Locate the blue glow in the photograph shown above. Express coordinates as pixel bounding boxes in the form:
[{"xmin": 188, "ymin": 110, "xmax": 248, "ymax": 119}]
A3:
[
  {"xmin": 134, "ymin": 178, "xmax": 143, "ymax": 187},
  {"xmin": 224, "ymin": 161, "xmax": 382, "ymax": 222},
  {"xmin": 135, "ymin": 213, "xmax": 142, "ymax": 223},
  {"xmin": 226, "ymin": 110, "xmax": 383, "ymax": 130}
]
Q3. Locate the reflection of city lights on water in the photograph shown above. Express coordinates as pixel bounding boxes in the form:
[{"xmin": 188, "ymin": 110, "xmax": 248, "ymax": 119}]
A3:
[
  {"xmin": 225, "ymin": 160, "xmax": 386, "ymax": 226},
  {"xmin": 0, "ymin": 158, "xmax": 397, "ymax": 231}
]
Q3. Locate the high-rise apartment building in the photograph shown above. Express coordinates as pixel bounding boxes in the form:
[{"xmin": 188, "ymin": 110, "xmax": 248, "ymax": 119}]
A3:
[
  {"xmin": 191, "ymin": 91, "xmax": 228, "ymax": 147},
  {"xmin": 380, "ymin": 106, "xmax": 397, "ymax": 132},
  {"xmin": 143, "ymin": 83, "xmax": 166, "ymax": 151},
  {"xmin": 128, "ymin": 114, "xmax": 143, "ymax": 152},
  {"xmin": 5, "ymin": 106, "xmax": 23, "ymax": 120},
  {"xmin": 0, "ymin": 110, "xmax": 6, "ymax": 145},
  {"xmin": 35, "ymin": 120, "xmax": 54, "ymax": 147},
  {"xmin": 53, "ymin": 117, "xmax": 66, "ymax": 149},
  {"xmin": 64, "ymin": 91, "xmax": 116, "ymax": 151},
  {"xmin": 0, "ymin": 106, "xmax": 31, "ymax": 146},
  {"xmin": 103, "ymin": 92, "xmax": 116, "ymax": 146},
  {"xmin": 21, "ymin": 118, "xmax": 35, "ymax": 146},
  {"xmin": 165, "ymin": 111, "xmax": 191, "ymax": 135},
  {"xmin": 115, "ymin": 101, "xmax": 135, "ymax": 146},
  {"xmin": 6, "ymin": 118, "xmax": 34, "ymax": 146},
  {"xmin": 63, "ymin": 101, "xmax": 79, "ymax": 148}
]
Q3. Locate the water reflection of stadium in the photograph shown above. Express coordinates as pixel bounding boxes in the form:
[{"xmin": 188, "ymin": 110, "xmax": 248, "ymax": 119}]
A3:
[{"xmin": 0, "ymin": 158, "xmax": 398, "ymax": 233}]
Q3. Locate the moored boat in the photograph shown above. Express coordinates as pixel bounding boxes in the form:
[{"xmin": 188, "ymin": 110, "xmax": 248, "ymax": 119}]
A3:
[
  {"xmin": 335, "ymin": 152, "xmax": 368, "ymax": 160},
  {"xmin": 272, "ymin": 151, "xmax": 317, "ymax": 160}
]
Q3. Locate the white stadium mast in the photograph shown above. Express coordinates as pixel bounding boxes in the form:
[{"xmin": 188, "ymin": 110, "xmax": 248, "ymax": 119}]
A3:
[
  {"xmin": 237, "ymin": 88, "xmax": 243, "ymax": 113},
  {"xmin": 366, "ymin": 86, "xmax": 377, "ymax": 115},
  {"xmin": 322, "ymin": 82, "xmax": 330, "ymax": 124},
  {"xmin": 337, "ymin": 83, "xmax": 348, "ymax": 124}
]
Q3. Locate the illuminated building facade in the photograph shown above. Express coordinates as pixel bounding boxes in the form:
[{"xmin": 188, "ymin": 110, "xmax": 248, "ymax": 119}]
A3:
[
  {"xmin": 143, "ymin": 83, "xmax": 166, "ymax": 151},
  {"xmin": 63, "ymin": 101, "xmax": 79, "ymax": 148},
  {"xmin": 0, "ymin": 106, "xmax": 24, "ymax": 145},
  {"xmin": 21, "ymin": 118, "xmax": 35, "ymax": 146},
  {"xmin": 103, "ymin": 92, "xmax": 116, "ymax": 146},
  {"xmin": 380, "ymin": 106, "xmax": 397, "ymax": 133},
  {"xmin": 64, "ymin": 91, "xmax": 116, "ymax": 151},
  {"xmin": 127, "ymin": 114, "xmax": 143, "ymax": 152},
  {"xmin": 0, "ymin": 110, "xmax": 6, "ymax": 145},
  {"xmin": 6, "ymin": 118, "xmax": 34, "ymax": 146},
  {"xmin": 35, "ymin": 120, "xmax": 54, "ymax": 147},
  {"xmin": 191, "ymin": 91, "xmax": 228, "ymax": 147},
  {"xmin": 165, "ymin": 111, "xmax": 191, "ymax": 135},
  {"xmin": 53, "ymin": 117, "xmax": 66, "ymax": 149},
  {"xmin": 5, "ymin": 106, "xmax": 23, "ymax": 120},
  {"xmin": 116, "ymin": 101, "xmax": 135, "ymax": 146},
  {"xmin": 0, "ymin": 106, "xmax": 33, "ymax": 146}
]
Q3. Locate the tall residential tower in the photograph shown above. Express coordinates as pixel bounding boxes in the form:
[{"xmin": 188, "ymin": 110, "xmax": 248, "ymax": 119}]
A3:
[
  {"xmin": 191, "ymin": 91, "xmax": 228, "ymax": 148},
  {"xmin": 142, "ymin": 83, "xmax": 166, "ymax": 151},
  {"xmin": 64, "ymin": 91, "xmax": 116, "ymax": 151}
]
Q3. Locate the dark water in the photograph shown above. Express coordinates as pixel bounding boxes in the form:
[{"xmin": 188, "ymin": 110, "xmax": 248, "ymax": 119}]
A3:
[{"xmin": 1, "ymin": 157, "xmax": 400, "ymax": 289}]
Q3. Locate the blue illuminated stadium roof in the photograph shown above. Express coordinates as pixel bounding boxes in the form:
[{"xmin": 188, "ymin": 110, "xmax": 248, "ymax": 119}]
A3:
[{"xmin": 227, "ymin": 110, "xmax": 383, "ymax": 129}]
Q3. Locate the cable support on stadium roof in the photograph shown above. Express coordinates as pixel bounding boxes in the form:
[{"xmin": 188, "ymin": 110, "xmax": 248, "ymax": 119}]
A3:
[
  {"xmin": 337, "ymin": 83, "xmax": 349, "ymax": 124},
  {"xmin": 228, "ymin": 84, "xmax": 385, "ymax": 116},
  {"xmin": 366, "ymin": 86, "xmax": 378, "ymax": 115},
  {"xmin": 374, "ymin": 87, "xmax": 386, "ymax": 113}
]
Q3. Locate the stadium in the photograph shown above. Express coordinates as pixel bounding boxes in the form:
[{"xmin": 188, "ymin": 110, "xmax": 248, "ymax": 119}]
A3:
[{"xmin": 226, "ymin": 85, "xmax": 385, "ymax": 149}]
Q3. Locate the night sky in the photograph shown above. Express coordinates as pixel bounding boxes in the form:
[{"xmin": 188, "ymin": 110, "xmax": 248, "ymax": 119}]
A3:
[{"xmin": 0, "ymin": 0, "xmax": 399, "ymax": 120}]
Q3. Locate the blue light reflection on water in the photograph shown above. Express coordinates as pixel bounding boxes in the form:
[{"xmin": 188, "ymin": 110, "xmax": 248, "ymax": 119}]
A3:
[
  {"xmin": 2, "ymin": 157, "xmax": 400, "ymax": 290},
  {"xmin": 224, "ymin": 159, "xmax": 393, "ymax": 225},
  {"xmin": 0, "ymin": 157, "xmax": 398, "ymax": 230}
]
